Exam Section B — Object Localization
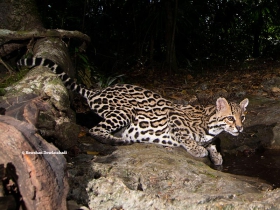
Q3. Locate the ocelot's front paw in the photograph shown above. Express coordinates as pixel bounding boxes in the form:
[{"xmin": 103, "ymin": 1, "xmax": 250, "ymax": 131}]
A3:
[
  {"xmin": 207, "ymin": 144, "xmax": 223, "ymax": 165},
  {"xmin": 189, "ymin": 146, "xmax": 208, "ymax": 158},
  {"xmin": 210, "ymin": 152, "xmax": 223, "ymax": 165}
]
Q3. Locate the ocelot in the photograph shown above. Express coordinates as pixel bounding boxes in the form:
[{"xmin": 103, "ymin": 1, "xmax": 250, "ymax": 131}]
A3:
[{"xmin": 17, "ymin": 57, "xmax": 249, "ymax": 165}]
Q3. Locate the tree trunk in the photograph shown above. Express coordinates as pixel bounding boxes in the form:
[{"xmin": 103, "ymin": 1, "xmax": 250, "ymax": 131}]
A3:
[
  {"xmin": 252, "ymin": 7, "xmax": 263, "ymax": 58},
  {"xmin": 164, "ymin": 0, "xmax": 178, "ymax": 74},
  {"xmin": 253, "ymin": 32, "xmax": 260, "ymax": 58}
]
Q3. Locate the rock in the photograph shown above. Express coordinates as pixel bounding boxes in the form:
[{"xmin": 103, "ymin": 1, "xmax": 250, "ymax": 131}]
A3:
[
  {"xmin": 67, "ymin": 200, "xmax": 89, "ymax": 210},
  {"xmin": 67, "ymin": 143, "xmax": 280, "ymax": 209},
  {"xmin": 261, "ymin": 77, "xmax": 280, "ymax": 97},
  {"xmin": 272, "ymin": 125, "xmax": 280, "ymax": 147}
]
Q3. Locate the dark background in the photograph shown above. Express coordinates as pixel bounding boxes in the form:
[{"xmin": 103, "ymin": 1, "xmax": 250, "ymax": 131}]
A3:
[{"xmin": 37, "ymin": 0, "xmax": 280, "ymax": 76}]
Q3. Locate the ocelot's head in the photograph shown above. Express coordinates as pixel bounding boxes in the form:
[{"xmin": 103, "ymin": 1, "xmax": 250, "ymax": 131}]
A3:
[{"xmin": 210, "ymin": 97, "xmax": 249, "ymax": 136}]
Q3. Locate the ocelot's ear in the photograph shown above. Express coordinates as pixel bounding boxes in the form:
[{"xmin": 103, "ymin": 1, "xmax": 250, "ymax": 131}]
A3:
[
  {"xmin": 216, "ymin": 97, "xmax": 229, "ymax": 112},
  {"xmin": 240, "ymin": 98, "xmax": 249, "ymax": 112}
]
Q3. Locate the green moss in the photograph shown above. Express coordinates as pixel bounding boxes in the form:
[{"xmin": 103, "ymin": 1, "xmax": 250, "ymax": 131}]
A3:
[
  {"xmin": 222, "ymin": 204, "xmax": 235, "ymax": 210},
  {"xmin": 0, "ymin": 68, "xmax": 29, "ymax": 89},
  {"xmin": 204, "ymin": 172, "xmax": 217, "ymax": 178},
  {"xmin": 0, "ymin": 88, "xmax": 6, "ymax": 96}
]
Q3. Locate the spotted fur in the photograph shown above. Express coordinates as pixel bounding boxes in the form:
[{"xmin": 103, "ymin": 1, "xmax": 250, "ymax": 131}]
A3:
[{"xmin": 17, "ymin": 57, "xmax": 249, "ymax": 165}]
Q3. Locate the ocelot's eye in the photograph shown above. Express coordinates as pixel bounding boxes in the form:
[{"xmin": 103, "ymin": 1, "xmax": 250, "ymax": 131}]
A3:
[
  {"xmin": 227, "ymin": 116, "xmax": 235, "ymax": 121},
  {"xmin": 241, "ymin": 115, "xmax": 245, "ymax": 121}
]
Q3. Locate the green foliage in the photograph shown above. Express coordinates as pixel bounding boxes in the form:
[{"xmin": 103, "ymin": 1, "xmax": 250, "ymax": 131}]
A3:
[
  {"xmin": 37, "ymin": 0, "xmax": 280, "ymax": 74},
  {"xmin": 75, "ymin": 48, "xmax": 95, "ymax": 88},
  {"xmin": 74, "ymin": 48, "xmax": 125, "ymax": 88},
  {"xmin": 96, "ymin": 73, "xmax": 125, "ymax": 88}
]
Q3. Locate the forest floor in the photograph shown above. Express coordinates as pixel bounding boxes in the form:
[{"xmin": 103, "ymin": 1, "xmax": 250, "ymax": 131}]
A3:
[{"xmin": 123, "ymin": 58, "xmax": 280, "ymax": 104}]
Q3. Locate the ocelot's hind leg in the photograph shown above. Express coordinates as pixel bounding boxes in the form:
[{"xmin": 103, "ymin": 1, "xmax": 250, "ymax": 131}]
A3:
[
  {"xmin": 206, "ymin": 144, "xmax": 223, "ymax": 165},
  {"xmin": 89, "ymin": 121, "xmax": 129, "ymax": 145},
  {"xmin": 89, "ymin": 109, "xmax": 133, "ymax": 145}
]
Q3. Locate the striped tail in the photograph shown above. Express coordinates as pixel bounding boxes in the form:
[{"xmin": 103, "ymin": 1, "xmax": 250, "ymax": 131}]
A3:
[{"xmin": 17, "ymin": 57, "xmax": 93, "ymax": 99}]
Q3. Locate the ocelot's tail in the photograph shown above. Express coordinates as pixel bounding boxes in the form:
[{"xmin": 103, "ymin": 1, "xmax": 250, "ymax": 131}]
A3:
[{"xmin": 17, "ymin": 57, "xmax": 93, "ymax": 98}]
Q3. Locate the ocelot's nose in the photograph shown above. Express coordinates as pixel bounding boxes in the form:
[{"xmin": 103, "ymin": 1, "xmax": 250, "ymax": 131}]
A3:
[{"xmin": 236, "ymin": 125, "xmax": 243, "ymax": 132}]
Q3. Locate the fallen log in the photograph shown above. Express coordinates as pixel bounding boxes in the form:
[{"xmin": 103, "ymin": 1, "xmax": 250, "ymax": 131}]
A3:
[{"xmin": 0, "ymin": 115, "xmax": 68, "ymax": 210}]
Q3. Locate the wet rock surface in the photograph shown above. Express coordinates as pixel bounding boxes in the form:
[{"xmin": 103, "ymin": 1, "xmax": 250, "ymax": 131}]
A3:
[
  {"xmin": 67, "ymin": 143, "xmax": 280, "ymax": 210},
  {"xmin": 222, "ymin": 149, "xmax": 280, "ymax": 189}
]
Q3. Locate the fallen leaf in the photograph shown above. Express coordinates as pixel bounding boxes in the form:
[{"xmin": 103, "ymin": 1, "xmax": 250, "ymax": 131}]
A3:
[
  {"xmin": 78, "ymin": 131, "xmax": 87, "ymax": 137},
  {"xmin": 271, "ymin": 87, "xmax": 280, "ymax": 93},
  {"xmin": 186, "ymin": 74, "xmax": 193, "ymax": 80},
  {"xmin": 87, "ymin": 151, "xmax": 99, "ymax": 155}
]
